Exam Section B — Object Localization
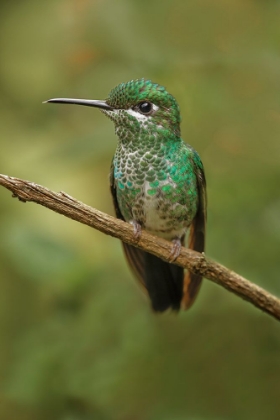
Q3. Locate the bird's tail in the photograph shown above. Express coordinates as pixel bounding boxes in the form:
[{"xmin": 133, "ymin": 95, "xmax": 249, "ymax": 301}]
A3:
[
  {"xmin": 123, "ymin": 243, "xmax": 183, "ymax": 312},
  {"xmin": 144, "ymin": 252, "xmax": 184, "ymax": 311}
]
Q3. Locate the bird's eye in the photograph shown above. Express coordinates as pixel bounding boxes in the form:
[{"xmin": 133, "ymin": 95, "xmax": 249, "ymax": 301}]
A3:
[{"xmin": 138, "ymin": 101, "xmax": 153, "ymax": 115}]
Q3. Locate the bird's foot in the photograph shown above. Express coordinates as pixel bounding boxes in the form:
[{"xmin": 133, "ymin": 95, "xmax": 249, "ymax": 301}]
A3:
[
  {"xmin": 169, "ymin": 238, "xmax": 182, "ymax": 262},
  {"xmin": 130, "ymin": 220, "xmax": 142, "ymax": 242}
]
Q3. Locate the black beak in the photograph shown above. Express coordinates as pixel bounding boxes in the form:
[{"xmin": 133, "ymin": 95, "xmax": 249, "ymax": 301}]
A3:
[{"xmin": 43, "ymin": 98, "xmax": 113, "ymax": 110}]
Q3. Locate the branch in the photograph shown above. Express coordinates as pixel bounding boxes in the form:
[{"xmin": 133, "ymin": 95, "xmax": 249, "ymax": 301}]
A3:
[{"xmin": 0, "ymin": 173, "xmax": 279, "ymax": 321}]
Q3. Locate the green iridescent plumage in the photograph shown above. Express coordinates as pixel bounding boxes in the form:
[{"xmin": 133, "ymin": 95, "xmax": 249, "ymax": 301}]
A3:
[
  {"xmin": 106, "ymin": 79, "xmax": 206, "ymax": 311},
  {"xmin": 112, "ymin": 138, "xmax": 199, "ymax": 235},
  {"xmin": 106, "ymin": 79, "xmax": 181, "ymax": 136},
  {"xmin": 46, "ymin": 78, "xmax": 207, "ymax": 312}
]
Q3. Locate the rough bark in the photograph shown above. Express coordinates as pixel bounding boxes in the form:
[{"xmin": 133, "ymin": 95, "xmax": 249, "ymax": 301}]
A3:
[{"xmin": 0, "ymin": 174, "xmax": 279, "ymax": 321}]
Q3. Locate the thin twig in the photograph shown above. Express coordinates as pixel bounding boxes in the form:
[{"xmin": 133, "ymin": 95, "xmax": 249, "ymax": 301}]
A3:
[{"xmin": 0, "ymin": 173, "xmax": 279, "ymax": 321}]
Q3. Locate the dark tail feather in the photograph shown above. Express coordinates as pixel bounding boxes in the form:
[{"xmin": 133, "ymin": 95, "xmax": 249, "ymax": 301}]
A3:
[
  {"xmin": 122, "ymin": 242, "xmax": 146, "ymax": 288},
  {"xmin": 144, "ymin": 252, "xmax": 184, "ymax": 312},
  {"xmin": 122, "ymin": 243, "xmax": 184, "ymax": 312}
]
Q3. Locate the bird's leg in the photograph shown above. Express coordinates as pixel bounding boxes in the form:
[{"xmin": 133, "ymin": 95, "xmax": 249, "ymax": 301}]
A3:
[
  {"xmin": 169, "ymin": 238, "xmax": 182, "ymax": 262},
  {"xmin": 130, "ymin": 220, "xmax": 142, "ymax": 241}
]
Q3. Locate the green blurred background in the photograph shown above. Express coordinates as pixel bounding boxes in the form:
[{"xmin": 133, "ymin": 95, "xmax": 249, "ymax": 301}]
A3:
[{"xmin": 0, "ymin": 1, "xmax": 280, "ymax": 419}]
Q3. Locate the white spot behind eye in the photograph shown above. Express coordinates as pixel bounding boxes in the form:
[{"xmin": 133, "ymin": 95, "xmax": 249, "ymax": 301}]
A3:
[{"xmin": 151, "ymin": 104, "xmax": 159, "ymax": 112}]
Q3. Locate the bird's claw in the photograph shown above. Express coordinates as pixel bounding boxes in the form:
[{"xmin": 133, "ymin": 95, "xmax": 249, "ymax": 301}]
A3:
[
  {"xmin": 169, "ymin": 238, "xmax": 181, "ymax": 262},
  {"xmin": 131, "ymin": 220, "xmax": 142, "ymax": 241}
]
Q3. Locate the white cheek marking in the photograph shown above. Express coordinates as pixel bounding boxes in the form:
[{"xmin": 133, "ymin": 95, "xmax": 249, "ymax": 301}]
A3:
[
  {"xmin": 126, "ymin": 104, "xmax": 159, "ymax": 122},
  {"xmin": 126, "ymin": 109, "xmax": 148, "ymax": 122},
  {"xmin": 107, "ymin": 105, "xmax": 159, "ymax": 124}
]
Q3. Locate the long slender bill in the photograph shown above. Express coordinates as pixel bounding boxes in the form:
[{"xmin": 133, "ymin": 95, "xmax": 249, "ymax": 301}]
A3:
[{"xmin": 43, "ymin": 98, "xmax": 113, "ymax": 110}]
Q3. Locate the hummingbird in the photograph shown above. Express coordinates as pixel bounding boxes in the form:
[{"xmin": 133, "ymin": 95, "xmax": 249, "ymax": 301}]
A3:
[{"xmin": 45, "ymin": 79, "xmax": 206, "ymax": 312}]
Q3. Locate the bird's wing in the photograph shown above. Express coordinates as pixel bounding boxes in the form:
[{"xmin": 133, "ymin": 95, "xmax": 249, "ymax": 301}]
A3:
[
  {"xmin": 181, "ymin": 150, "xmax": 207, "ymax": 309},
  {"xmin": 109, "ymin": 161, "xmax": 146, "ymax": 288}
]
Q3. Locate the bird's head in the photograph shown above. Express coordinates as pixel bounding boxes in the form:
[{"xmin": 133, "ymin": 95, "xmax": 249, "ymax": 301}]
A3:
[{"xmin": 45, "ymin": 79, "xmax": 181, "ymax": 141}]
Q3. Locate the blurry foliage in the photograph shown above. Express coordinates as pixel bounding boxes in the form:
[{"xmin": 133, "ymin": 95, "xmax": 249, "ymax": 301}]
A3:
[{"xmin": 0, "ymin": 0, "xmax": 280, "ymax": 419}]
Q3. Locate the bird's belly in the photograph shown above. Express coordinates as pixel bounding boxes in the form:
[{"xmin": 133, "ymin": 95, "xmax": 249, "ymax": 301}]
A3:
[
  {"xmin": 141, "ymin": 195, "xmax": 187, "ymax": 240},
  {"xmin": 115, "ymin": 165, "xmax": 198, "ymax": 240},
  {"xmin": 128, "ymin": 179, "xmax": 194, "ymax": 240}
]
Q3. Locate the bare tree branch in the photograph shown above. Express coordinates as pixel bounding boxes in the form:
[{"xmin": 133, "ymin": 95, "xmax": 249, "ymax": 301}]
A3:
[{"xmin": 0, "ymin": 173, "xmax": 279, "ymax": 321}]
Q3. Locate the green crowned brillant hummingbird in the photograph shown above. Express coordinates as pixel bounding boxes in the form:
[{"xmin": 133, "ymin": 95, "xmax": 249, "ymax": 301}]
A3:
[{"xmin": 45, "ymin": 79, "xmax": 206, "ymax": 312}]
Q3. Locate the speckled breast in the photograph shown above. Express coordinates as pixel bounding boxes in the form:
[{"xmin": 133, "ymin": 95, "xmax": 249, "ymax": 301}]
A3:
[{"xmin": 113, "ymin": 141, "xmax": 199, "ymax": 240}]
